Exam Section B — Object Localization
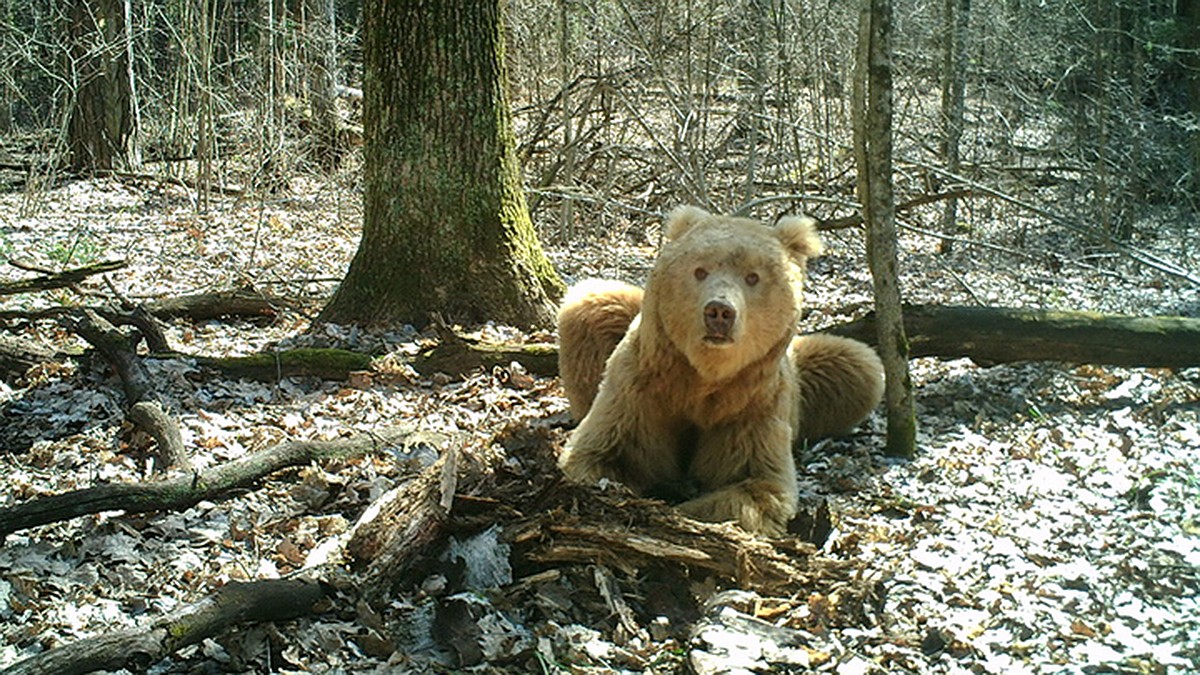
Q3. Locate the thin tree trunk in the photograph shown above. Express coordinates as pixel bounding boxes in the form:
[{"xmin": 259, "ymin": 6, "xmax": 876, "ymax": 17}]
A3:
[
  {"xmin": 319, "ymin": 0, "xmax": 563, "ymax": 329},
  {"xmin": 1180, "ymin": 0, "xmax": 1200, "ymax": 197},
  {"xmin": 852, "ymin": 0, "xmax": 915, "ymax": 458},
  {"xmin": 305, "ymin": 0, "xmax": 341, "ymax": 169},
  {"xmin": 938, "ymin": 0, "xmax": 969, "ymax": 253},
  {"xmin": 195, "ymin": 0, "xmax": 213, "ymax": 212}
]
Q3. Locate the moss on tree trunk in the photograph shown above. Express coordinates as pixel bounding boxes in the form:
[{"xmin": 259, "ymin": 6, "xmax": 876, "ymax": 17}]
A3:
[{"xmin": 319, "ymin": 0, "xmax": 563, "ymax": 329}]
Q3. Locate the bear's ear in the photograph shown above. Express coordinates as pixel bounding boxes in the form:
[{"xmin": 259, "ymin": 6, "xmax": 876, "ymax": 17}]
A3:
[
  {"xmin": 775, "ymin": 215, "xmax": 823, "ymax": 261},
  {"xmin": 664, "ymin": 205, "xmax": 711, "ymax": 241}
]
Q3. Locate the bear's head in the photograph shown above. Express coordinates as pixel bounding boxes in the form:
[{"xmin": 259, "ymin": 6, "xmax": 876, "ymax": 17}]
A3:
[{"xmin": 641, "ymin": 206, "xmax": 823, "ymax": 382}]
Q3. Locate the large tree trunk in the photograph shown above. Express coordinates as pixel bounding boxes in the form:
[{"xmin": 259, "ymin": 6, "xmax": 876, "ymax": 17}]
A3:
[
  {"xmin": 66, "ymin": 0, "xmax": 138, "ymax": 172},
  {"xmin": 319, "ymin": 0, "xmax": 563, "ymax": 329},
  {"xmin": 853, "ymin": 0, "xmax": 915, "ymax": 458}
]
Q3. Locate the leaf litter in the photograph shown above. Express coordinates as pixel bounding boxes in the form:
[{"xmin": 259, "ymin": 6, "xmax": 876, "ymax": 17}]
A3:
[{"xmin": 0, "ymin": 177, "xmax": 1196, "ymax": 673}]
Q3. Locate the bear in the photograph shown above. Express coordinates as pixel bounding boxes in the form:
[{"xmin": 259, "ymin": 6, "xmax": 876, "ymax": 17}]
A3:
[{"xmin": 557, "ymin": 206, "xmax": 884, "ymax": 535}]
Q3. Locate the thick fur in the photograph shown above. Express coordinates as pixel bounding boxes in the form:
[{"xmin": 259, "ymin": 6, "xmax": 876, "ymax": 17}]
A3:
[
  {"xmin": 559, "ymin": 206, "xmax": 883, "ymax": 535},
  {"xmin": 557, "ymin": 279, "xmax": 643, "ymax": 420}
]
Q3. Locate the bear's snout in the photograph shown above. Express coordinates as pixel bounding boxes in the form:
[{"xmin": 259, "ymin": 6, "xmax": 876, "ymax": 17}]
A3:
[{"xmin": 703, "ymin": 300, "xmax": 737, "ymax": 342}]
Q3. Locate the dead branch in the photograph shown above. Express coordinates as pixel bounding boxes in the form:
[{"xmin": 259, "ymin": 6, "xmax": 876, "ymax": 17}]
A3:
[
  {"xmin": 65, "ymin": 309, "xmax": 154, "ymax": 402},
  {"xmin": 68, "ymin": 307, "xmax": 185, "ymax": 473},
  {"xmin": 817, "ymin": 189, "xmax": 974, "ymax": 230},
  {"xmin": 99, "ymin": 169, "xmax": 246, "ymax": 197},
  {"xmin": 0, "ymin": 426, "xmax": 416, "ymax": 539},
  {"xmin": 0, "ymin": 578, "xmax": 330, "ymax": 675},
  {"xmin": 128, "ymin": 400, "xmax": 190, "ymax": 473},
  {"xmin": 0, "ymin": 259, "xmax": 126, "ymax": 296}
]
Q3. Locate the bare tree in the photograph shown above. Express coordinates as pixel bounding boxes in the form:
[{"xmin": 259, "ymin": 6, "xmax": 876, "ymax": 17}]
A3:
[
  {"xmin": 938, "ymin": 0, "xmax": 970, "ymax": 254},
  {"xmin": 852, "ymin": 0, "xmax": 915, "ymax": 458},
  {"xmin": 303, "ymin": 0, "xmax": 341, "ymax": 169}
]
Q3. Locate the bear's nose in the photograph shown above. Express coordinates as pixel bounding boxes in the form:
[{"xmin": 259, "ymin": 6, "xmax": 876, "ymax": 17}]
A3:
[{"xmin": 703, "ymin": 300, "xmax": 737, "ymax": 339}]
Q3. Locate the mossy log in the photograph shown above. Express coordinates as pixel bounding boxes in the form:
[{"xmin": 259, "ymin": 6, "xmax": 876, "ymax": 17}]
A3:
[
  {"xmin": 825, "ymin": 304, "xmax": 1200, "ymax": 368},
  {"xmin": 1, "ymin": 578, "xmax": 329, "ymax": 675}
]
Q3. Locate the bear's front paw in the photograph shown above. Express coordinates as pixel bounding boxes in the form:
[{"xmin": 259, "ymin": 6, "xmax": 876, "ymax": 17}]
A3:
[
  {"xmin": 678, "ymin": 482, "xmax": 794, "ymax": 536},
  {"xmin": 558, "ymin": 449, "xmax": 603, "ymax": 484}
]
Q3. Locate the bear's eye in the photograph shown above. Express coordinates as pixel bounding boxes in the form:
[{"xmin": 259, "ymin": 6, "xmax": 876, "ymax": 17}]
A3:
[
  {"xmin": 694, "ymin": 267, "xmax": 708, "ymax": 281},
  {"xmin": 745, "ymin": 272, "xmax": 760, "ymax": 286}
]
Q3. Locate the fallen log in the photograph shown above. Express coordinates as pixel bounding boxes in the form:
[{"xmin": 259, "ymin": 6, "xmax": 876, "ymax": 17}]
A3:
[
  {"xmin": 0, "ymin": 577, "xmax": 330, "ymax": 675},
  {"xmin": 411, "ymin": 338, "xmax": 558, "ymax": 377},
  {"xmin": 825, "ymin": 304, "xmax": 1200, "ymax": 368},
  {"xmin": 0, "ymin": 335, "xmax": 55, "ymax": 380},
  {"xmin": 401, "ymin": 306, "xmax": 1200, "ymax": 373},
  {"xmin": 0, "ymin": 426, "xmax": 417, "ymax": 538},
  {"xmin": 143, "ymin": 288, "xmax": 281, "ymax": 321},
  {"xmin": 184, "ymin": 348, "xmax": 374, "ymax": 381}
]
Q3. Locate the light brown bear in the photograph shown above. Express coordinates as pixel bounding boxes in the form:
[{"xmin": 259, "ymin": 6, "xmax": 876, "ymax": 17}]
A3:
[{"xmin": 557, "ymin": 206, "xmax": 884, "ymax": 535}]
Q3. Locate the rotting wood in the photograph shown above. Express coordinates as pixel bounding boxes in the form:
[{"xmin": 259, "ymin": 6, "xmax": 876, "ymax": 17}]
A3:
[
  {"xmin": 0, "ymin": 578, "xmax": 330, "ymax": 675},
  {"xmin": 348, "ymin": 424, "xmax": 861, "ymax": 603},
  {"xmin": 412, "ymin": 337, "xmax": 558, "ymax": 377},
  {"xmin": 0, "ymin": 426, "xmax": 417, "ymax": 538}
]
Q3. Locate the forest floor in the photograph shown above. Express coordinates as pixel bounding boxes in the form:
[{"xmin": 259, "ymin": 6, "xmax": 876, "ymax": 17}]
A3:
[{"xmin": 0, "ymin": 176, "xmax": 1198, "ymax": 674}]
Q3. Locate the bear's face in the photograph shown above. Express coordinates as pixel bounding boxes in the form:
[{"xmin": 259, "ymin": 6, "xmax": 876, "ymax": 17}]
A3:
[{"xmin": 644, "ymin": 207, "xmax": 822, "ymax": 382}]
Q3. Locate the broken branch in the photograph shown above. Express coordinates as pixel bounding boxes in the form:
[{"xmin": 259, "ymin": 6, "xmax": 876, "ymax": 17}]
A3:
[
  {"xmin": 0, "ymin": 427, "xmax": 416, "ymax": 538},
  {"xmin": 1, "ymin": 578, "xmax": 330, "ymax": 675}
]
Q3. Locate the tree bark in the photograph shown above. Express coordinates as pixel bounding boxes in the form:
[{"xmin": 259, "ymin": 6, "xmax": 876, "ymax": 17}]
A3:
[
  {"xmin": 853, "ymin": 0, "xmax": 916, "ymax": 458},
  {"xmin": 318, "ymin": 0, "xmax": 563, "ymax": 329},
  {"xmin": 1180, "ymin": 0, "xmax": 1200, "ymax": 196},
  {"xmin": 1, "ymin": 578, "xmax": 330, "ymax": 675},
  {"xmin": 65, "ymin": 0, "xmax": 138, "ymax": 172}
]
